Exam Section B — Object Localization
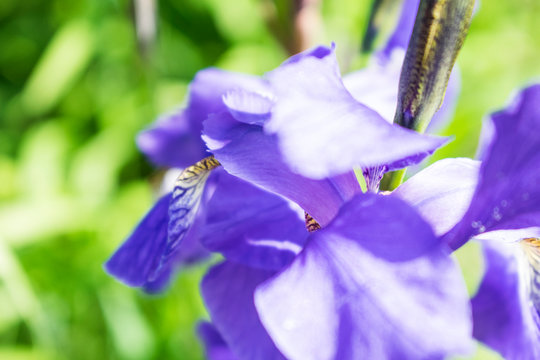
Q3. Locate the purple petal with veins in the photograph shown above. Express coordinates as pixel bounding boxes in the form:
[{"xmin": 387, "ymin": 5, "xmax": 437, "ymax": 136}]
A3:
[
  {"xmin": 137, "ymin": 68, "xmax": 269, "ymax": 168},
  {"xmin": 264, "ymin": 45, "xmax": 448, "ymax": 179},
  {"xmin": 472, "ymin": 240, "xmax": 540, "ymax": 359},
  {"xmin": 255, "ymin": 193, "xmax": 472, "ymax": 360},
  {"xmin": 444, "ymin": 85, "xmax": 540, "ymax": 250},
  {"xmin": 201, "ymin": 261, "xmax": 286, "ymax": 360},
  {"xmin": 200, "ymin": 171, "xmax": 307, "ymax": 270},
  {"xmin": 202, "ymin": 110, "xmax": 361, "ymax": 226}
]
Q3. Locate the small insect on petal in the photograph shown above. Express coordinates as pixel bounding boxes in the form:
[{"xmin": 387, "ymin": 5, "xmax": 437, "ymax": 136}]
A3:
[{"xmin": 304, "ymin": 212, "xmax": 321, "ymax": 232}]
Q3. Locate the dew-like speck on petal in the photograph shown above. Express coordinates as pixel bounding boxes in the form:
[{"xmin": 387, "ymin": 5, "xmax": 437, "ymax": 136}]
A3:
[
  {"xmin": 472, "ymin": 221, "xmax": 486, "ymax": 233},
  {"xmin": 492, "ymin": 207, "xmax": 502, "ymax": 221}
]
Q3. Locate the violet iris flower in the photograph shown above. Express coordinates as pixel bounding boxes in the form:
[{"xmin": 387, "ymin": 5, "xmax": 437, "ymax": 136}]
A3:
[
  {"xmin": 107, "ymin": 42, "xmax": 471, "ymax": 357},
  {"xmin": 104, "ymin": 69, "xmax": 272, "ymax": 292},
  {"xmin": 105, "ymin": 0, "xmax": 456, "ymax": 292},
  {"xmin": 105, "ymin": 3, "xmax": 474, "ymax": 359},
  {"xmin": 203, "ymin": 47, "xmax": 474, "ymax": 359}
]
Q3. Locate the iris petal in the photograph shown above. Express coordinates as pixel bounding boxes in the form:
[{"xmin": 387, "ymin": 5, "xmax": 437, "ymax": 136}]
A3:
[
  {"xmin": 264, "ymin": 45, "xmax": 448, "ymax": 179},
  {"xmin": 104, "ymin": 195, "xmax": 170, "ymax": 287},
  {"xmin": 203, "ymin": 110, "xmax": 361, "ymax": 226},
  {"xmin": 197, "ymin": 321, "xmax": 238, "ymax": 360},
  {"xmin": 445, "ymin": 85, "xmax": 540, "ymax": 250},
  {"xmin": 223, "ymin": 89, "xmax": 274, "ymax": 126},
  {"xmin": 157, "ymin": 157, "xmax": 220, "ymax": 279},
  {"xmin": 137, "ymin": 68, "xmax": 268, "ymax": 168},
  {"xmin": 521, "ymin": 238, "xmax": 540, "ymax": 319},
  {"xmin": 104, "ymin": 193, "xmax": 208, "ymax": 292},
  {"xmin": 201, "ymin": 261, "xmax": 286, "ymax": 360},
  {"xmin": 137, "ymin": 112, "xmax": 207, "ymax": 168},
  {"xmin": 394, "ymin": 158, "xmax": 479, "ymax": 236},
  {"xmin": 200, "ymin": 172, "xmax": 307, "ymax": 270},
  {"xmin": 255, "ymin": 194, "xmax": 472, "ymax": 360},
  {"xmin": 472, "ymin": 241, "xmax": 540, "ymax": 359}
]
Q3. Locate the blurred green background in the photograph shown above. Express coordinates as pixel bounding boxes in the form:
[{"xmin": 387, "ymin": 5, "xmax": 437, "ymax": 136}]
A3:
[{"xmin": 0, "ymin": 0, "xmax": 539, "ymax": 359}]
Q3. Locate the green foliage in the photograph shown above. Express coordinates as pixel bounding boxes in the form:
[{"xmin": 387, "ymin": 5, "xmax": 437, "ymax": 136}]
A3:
[{"xmin": 0, "ymin": 0, "xmax": 539, "ymax": 359}]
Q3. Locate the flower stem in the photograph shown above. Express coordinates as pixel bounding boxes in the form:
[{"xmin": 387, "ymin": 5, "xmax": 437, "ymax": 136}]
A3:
[
  {"xmin": 292, "ymin": 0, "xmax": 322, "ymax": 53},
  {"xmin": 380, "ymin": 168, "xmax": 406, "ymax": 191}
]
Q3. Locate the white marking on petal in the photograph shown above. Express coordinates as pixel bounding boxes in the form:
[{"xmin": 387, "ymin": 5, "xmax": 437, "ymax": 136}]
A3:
[
  {"xmin": 246, "ymin": 238, "xmax": 303, "ymax": 254},
  {"xmin": 520, "ymin": 238, "xmax": 540, "ymax": 318}
]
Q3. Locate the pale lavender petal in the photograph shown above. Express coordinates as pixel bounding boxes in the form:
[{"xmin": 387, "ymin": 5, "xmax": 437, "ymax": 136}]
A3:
[
  {"xmin": 202, "ymin": 111, "xmax": 361, "ymax": 226},
  {"xmin": 475, "ymin": 227, "xmax": 540, "ymax": 243},
  {"xmin": 223, "ymin": 89, "xmax": 274, "ymax": 126},
  {"xmin": 201, "ymin": 171, "xmax": 307, "ymax": 270},
  {"xmin": 265, "ymin": 45, "xmax": 448, "ymax": 179},
  {"xmin": 445, "ymin": 85, "xmax": 540, "ymax": 250},
  {"xmin": 394, "ymin": 158, "xmax": 479, "ymax": 236},
  {"xmin": 382, "ymin": 0, "xmax": 480, "ymax": 58},
  {"xmin": 201, "ymin": 261, "xmax": 286, "ymax": 360},
  {"xmin": 197, "ymin": 321, "xmax": 238, "ymax": 360},
  {"xmin": 426, "ymin": 68, "xmax": 461, "ymax": 133},
  {"xmin": 343, "ymin": 49, "xmax": 404, "ymax": 123},
  {"xmin": 474, "ymin": 107, "xmax": 496, "ymax": 160},
  {"xmin": 189, "ymin": 68, "xmax": 270, "ymax": 118},
  {"xmin": 354, "ymin": 0, "xmax": 420, "ymax": 123},
  {"xmin": 255, "ymin": 194, "xmax": 472, "ymax": 360},
  {"xmin": 381, "ymin": 0, "xmax": 420, "ymax": 58},
  {"xmin": 137, "ymin": 68, "xmax": 268, "ymax": 168},
  {"xmin": 472, "ymin": 241, "xmax": 540, "ymax": 359},
  {"xmin": 344, "ymin": 50, "xmax": 460, "ymax": 132}
]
